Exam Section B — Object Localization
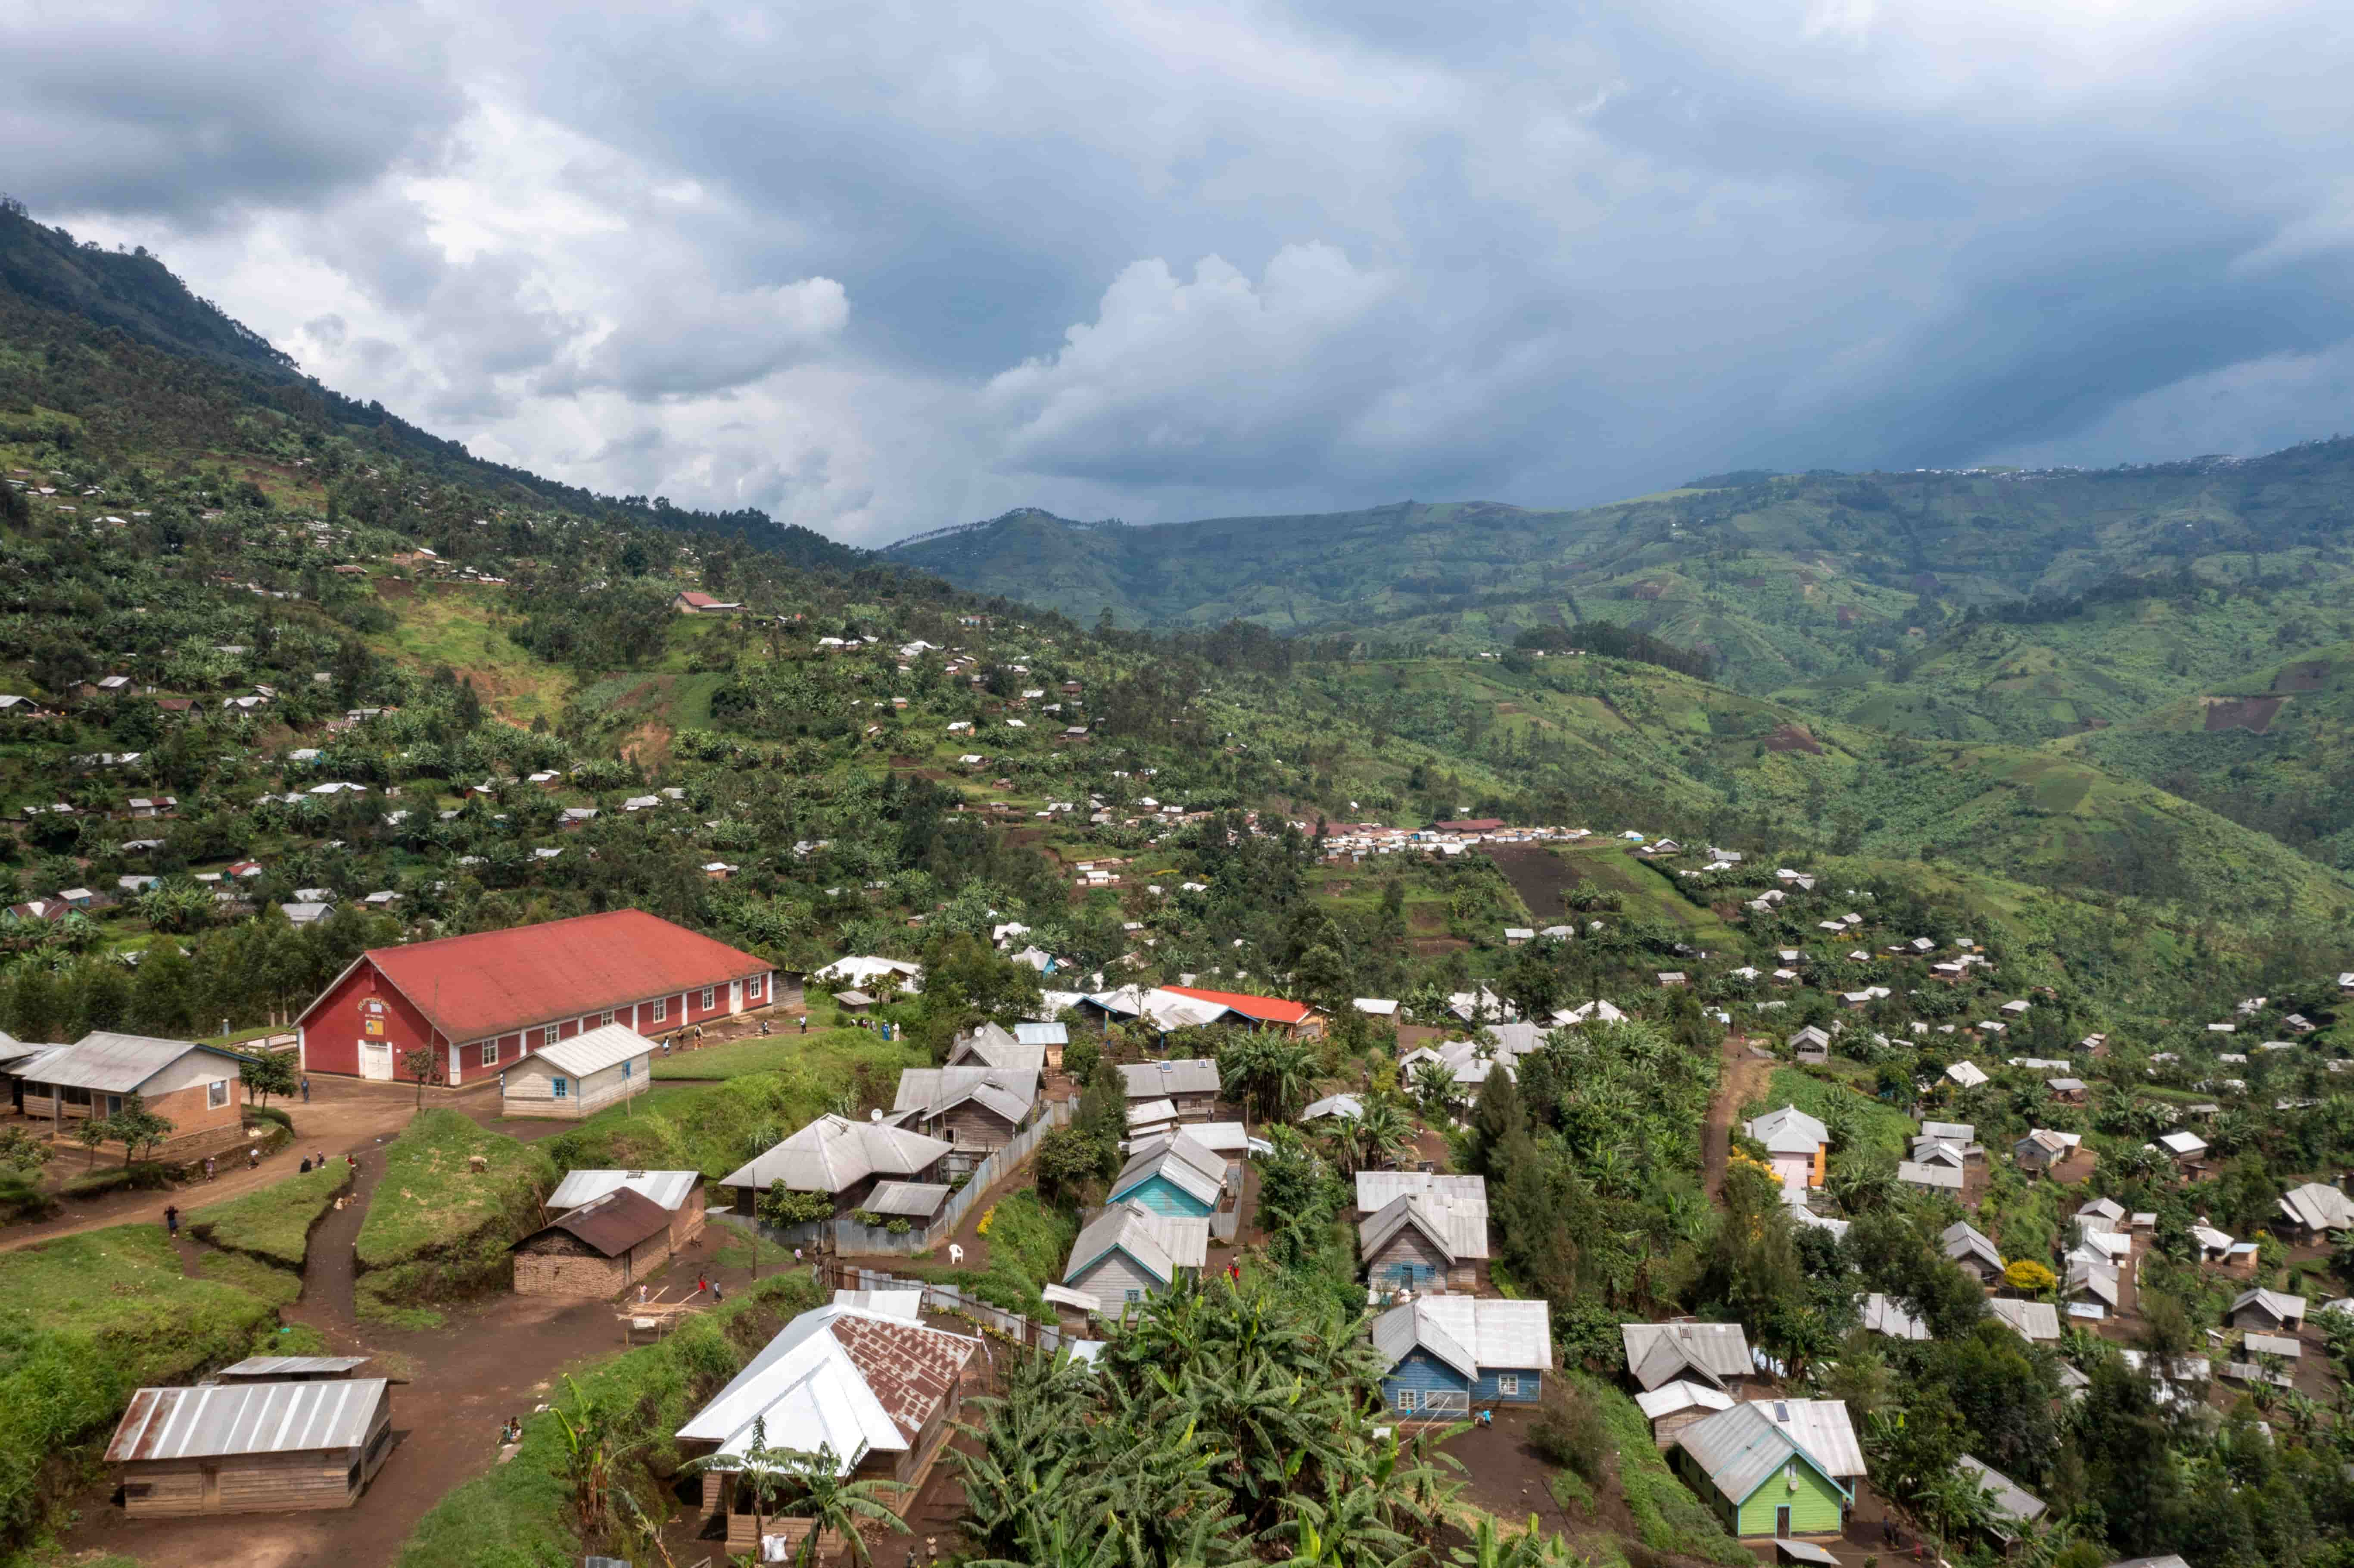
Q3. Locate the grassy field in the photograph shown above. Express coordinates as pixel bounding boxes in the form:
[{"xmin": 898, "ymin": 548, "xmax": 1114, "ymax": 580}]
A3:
[
  {"xmin": 1747, "ymin": 1066, "xmax": 1917, "ymax": 1171},
  {"xmin": 889, "ymin": 1188, "xmax": 1077, "ymax": 1322},
  {"xmin": 354, "ymin": 1110, "xmax": 555, "ymax": 1324},
  {"xmin": 189, "ymin": 1160, "xmax": 353, "ymax": 1267},
  {"xmin": 392, "ymin": 1272, "xmax": 825, "ymax": 1568},
  {"xmin": 0, "ymin": 1226, "xmax": 281, "ymax": 1543},
  {"xmin": 369, "ymin": 581, "xmax": 574, "ymax": 724},
  {"xmin": 649, "ymin": 1025, "xmax": 928, "ymax": 1083}
]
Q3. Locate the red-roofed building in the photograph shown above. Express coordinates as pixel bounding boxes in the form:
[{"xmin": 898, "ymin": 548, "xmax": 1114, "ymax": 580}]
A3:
[
  {"xmin": 296, "ymin": 909, "xmax": 778, "ymax": 1086},
  {"xmin": 1161, "ymin": 985, "xmax": 1326, "ymax": 1039},
  {"xmin": 1435, "ymin": 818, "xmax": 1505, "ymax": 834},
  {"xmin": 672, "ymin": 590, "xmax": 743, "ymax": 615}
]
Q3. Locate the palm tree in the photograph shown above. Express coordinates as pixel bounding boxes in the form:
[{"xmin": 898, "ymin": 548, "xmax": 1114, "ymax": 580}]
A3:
[
  {"xmin": 1410, "ymin": 1060, "xmax": 1461, "ymax": 1120},
  {"xmin": 769, "ymin": 1442, "xmax": 910, "ymax": 1566},
  {"xmin": 1355, "ymin": 1095, "xmax": 1417, "ymax": 1171}
]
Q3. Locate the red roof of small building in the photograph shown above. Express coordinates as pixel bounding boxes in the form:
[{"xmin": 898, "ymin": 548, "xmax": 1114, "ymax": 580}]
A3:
[
  {"xmin": 1435, "ymin": 818, "xmax": 1505, "ymax": 833},
  {"xmin": 676, "ymin": 590, "xmax": 720, "ymax": 607},
  {"xmin": 1161, "ymin": 985, "xmax": 1318, "ymax": 1026},
  {"xmin": 300, "ymin": 909, "xmax": 768, "ymax": 1043}
]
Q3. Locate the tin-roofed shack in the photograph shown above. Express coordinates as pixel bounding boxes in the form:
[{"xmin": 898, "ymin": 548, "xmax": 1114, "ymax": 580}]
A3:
[
  {"xmin": 106, "ymin": 1378, "xmax": 394, "ymax": 1515},
  {"xmin": 511, "ymin": 1187, "xmax": 677, "ymax": 1297}
]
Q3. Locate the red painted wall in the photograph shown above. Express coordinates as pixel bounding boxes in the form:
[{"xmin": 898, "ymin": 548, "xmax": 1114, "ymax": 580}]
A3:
[{"xmin": 302, "ymin": 963, "xmax": 775, "ymax": 1080}]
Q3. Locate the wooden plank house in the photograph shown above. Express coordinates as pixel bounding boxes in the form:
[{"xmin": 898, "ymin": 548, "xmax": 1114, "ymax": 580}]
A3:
[{"xmin": 106, "ymin": 1378, "xmax": 394, "ymax": 1515}]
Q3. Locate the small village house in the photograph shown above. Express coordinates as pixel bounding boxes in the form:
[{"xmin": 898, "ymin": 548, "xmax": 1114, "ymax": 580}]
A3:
[
  {"xmin": 1742, "ymin": 1105, "xmax": 1828, "ymax": 1195},
  {"xmin": 2277, "ymin": 1180, "xmax": 2354, "ymax": 1243},
  {"xmin": 2015, "ymin": 1128, "xmax": 2080, "ymax": 1174},
  {"xmin": 889, "ymin": 1065, "xmax": 1040, "ymax": 1173},
  {"xmin": 1372, "ymin": 1296, "xmax": 1551, "ymax": 1417},
  {"xmin": 511, "ymin": 1188, "xmax": 678, "ymax": 1297},
  {"xmin": 1622, "ymin": 1321, "xmax": 1756, "ymax": 1394},
  {"xmin": 498, "ymin": 1023, "xmax": 653, "ymax": 1119},
  {"xmin": 1358, "ymin": 1176, "xmax": 1490, "ymax": 1293},
  {"xmin": 1955, "ymin": 1456, "xmax": 2046, "ymax": 1547},
  {"xmin": 1986, "ymin": 1298, "xmax": 2061, "ymax": 1344},
  {"xmin": 718, "ymin": 1113, "xmax": 951, "ymax": 1220},
  {"xmin": 1670, "ymin": 1399, "xmax": 1855, "ymax": 1540},
  {"xmin": 1940, "ymin": 1220, "xmax": 2005, "ymax": 1285},
  {"xmin": 1637, "ymin": 1381, "xmax": 1735, "ymax": 1447},
  {"xmin": 1117, "ymin": 1058, "xmax": 1223, "ymax": 1121},
  {"xmin": 1158, "ymin": 984, "xmax": 1326, "ymax": 1039},
  {"xmin": 9, "ymin": 1033, "xmax": 255, "ymax": 1158},
  {"xmin": 1063, "ymin": 1199, "xmax": 1209, "ymax": 1310},
  {"xmin": 106, "ymin": 1378, "xmax": 395, "ymax": 1515},
  {"xmin": 2227, "ymin": 1288, "xmax": 2307, "ymax": 1333},
  {"xmin": 675, "ymin": 1301, "xmax": 978, "ymax": 1559},
  {"xmin": 547, "ymin": 1169, "xmax": 707, "ymax": 1251},
  {"xmin": 1108, "ymin": 1129, "xmax": 1230, "ymax": 1218}
]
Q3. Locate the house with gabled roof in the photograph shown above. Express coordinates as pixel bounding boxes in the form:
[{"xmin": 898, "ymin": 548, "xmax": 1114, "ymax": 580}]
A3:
[
  {"xmin": 1986, "ymin": 1297, "xmax": 2060, "ymax": 1344},
  {"xmin": 2228, "ymin": 1287, "xmax": 2306, "ymax": 1332},
  {"xmin": 1063, "ymin": 1200, "xmax": 1208, "ymax": 1311},
  {"xmin": 1671, "ymin": 1399, "xmax": 1854, "ymax": 1540},
  {"xmin": 717, "ymin": 1114, "xmax": 951, "ymax": 1219},
  {"xmin": 1116, "ymin": 1058, "xmax": 1222, "ymax": 1120},
  {"xmin": 1940, "ymin": 1220, "xmax": 2004, "ymax": 1284},
  {"xmin": 1372, "ymin": 1295, "xmax": 1550, "ymax": 1417},
  {"xmin": 1743, "ymin": 1104, "xmax": 1828, "ymax": 1195},
  {"xmin": 498, "ymin": 1023, "xmax": 653, "ymax": 1119},
  {"xmin": 10, "ymin": 1031, "xmax": 254, "ymax": 1157},
  {"xmin": 676, "ymin": 1301, "xmax": 978, "ymax": 1556},
  {"xmin": 1158, "ymin": 984, "xmax": 1326, "ymax": 1038},
  {"xmin": 2277, "ymin": 1180, "xmax": 2354, "ymax": 1242},
  {"xmin": 888, "ymin": 1066, "xmax": 1040, "ymax": 1172},
  {"xmin": 1622, "ymin": 1321, "xmax": 1755, "ymax": 1393},
  {"xmin": 1360, "ymin": 1190, "xmax": 1489, "ymax": 1294},
  {"xmin": 297, "ymin": 909, "xmax": 775, "ymax": 1085},
  {"xmin": 1107, "ymin": 1129, "xmax": 1229, "ymax": 1217}
]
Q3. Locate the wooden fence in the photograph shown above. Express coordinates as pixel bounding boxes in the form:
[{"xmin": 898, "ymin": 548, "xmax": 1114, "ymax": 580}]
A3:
[{"xmin": 831, "ymin": 1263, "xmax": 1103, "ymax": 1359}]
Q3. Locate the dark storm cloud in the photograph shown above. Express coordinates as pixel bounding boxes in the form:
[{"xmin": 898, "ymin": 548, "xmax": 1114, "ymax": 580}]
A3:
[{"xmin": 19, "ymin": 0, "xmax": 2354, "ymax": 541}]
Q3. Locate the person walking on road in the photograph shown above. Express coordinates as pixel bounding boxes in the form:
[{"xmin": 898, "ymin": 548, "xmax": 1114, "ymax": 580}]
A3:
[
  {"xmin": 163, "ymin": 1204, "xmax": 179, "ymax": 1238},
  {"xmin": 301, "ymin": 1077, "xmax": 311, "ymax": 1104},
  {"xmin": 203, "ymin": 1155, "xmax": 216, "ymax": 1183}
]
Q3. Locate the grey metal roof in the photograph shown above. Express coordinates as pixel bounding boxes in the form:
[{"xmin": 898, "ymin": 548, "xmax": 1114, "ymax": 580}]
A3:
[
  {"xmin": 1955, "ymin": 1454, "xmax": 2044, "ymax": 1527},
  {"xmin": 1359, "ymin": 1192, "xmax": 1489, "ymax": 1263},
  {"xmin": 1744, "ymin": 1104, "xmax": 1828, "ymax": 1154},
  {"xmin": 1859, "ymin": 1293, "xmax": 1930, "ymax": 1341},
  {"xmin": 1371, "ymin": 1296, "xmax": 1551, "ymax": 1379},
  {"xmin": 532, "ymin": 1022, "xmax": 654, "ymax": 1079},
  {"xmin": 29, "ymin": 1032, "xmax": 241, "ymax": 1093},
  {"xmin": 719, "ymin": 1114, "xmax": 952, "ymax": 1195},
  {"xmin": 893, "ymin": 1066, "xmax": 1040, "ymax": 1126},
  {"xmin": 106, "ymin": 1378, "xmax": 389, "ymax": 1461},
  {"xmin": 1940, "ymin": 1220, "xmax": 2002, "ymax": 1270},
  {"xmin": 1013, "ymin": 1022, "xmax": 1068, "ymax": 1046},
  {"xmin": 1118, "ymin": 1058, "xmax": 1221, "ymax": 1098},
  {"xmin": 1986, "ymin": 1298, "xmax": 2061, "ymax": 1342},
  {"xmin": 548, "ymin": 1169, "xmax": 702, "ymax": 1213},
  {"xmin": 214, "ymin": 1356, "xmax": 372, "ymax": 1381},
  {"xmin": 1622, "ymin": 1322, "xmax": 1753, "ymax": 1391},
  {"xmin": 865, "ymin": 1180, "xmax": 950, "ymax": 1217},
  {"xmin": 1674, "ymin": 1400, "xmax": 1849, "ymax": 1505},
  {"xmin": 1898, "ymin": 1160, "xmax": 1965, "ymax": 1191},
  {"xmin": 2279, "ymin": 1181, "xmax": 2354, "ymax": 1232},
  {"xmin": 1354, "ymin": 1170, "xmax": 1488, "ymax": 1214},
  {"xmin": 1111, "ymin": 1130, "xmax": 1228, "ymax": 1209},
  {"xmin": 1065, "ymin": 1200, "xmax": 1209, "ymax": 1285},
  {"xmin": 1760, "ymin": 1398, "xmax": 1865, "ymax": 1478}
]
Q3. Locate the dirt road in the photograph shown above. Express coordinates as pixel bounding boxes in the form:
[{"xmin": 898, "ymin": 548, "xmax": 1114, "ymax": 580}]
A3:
[
  {"xmin": 0, "ymin": 1076, "xmax": 449, "ymax": 1254},
  {"xmin": 1701, "ymin": 1033, "xmax": 1775, "ymax": 1204}
]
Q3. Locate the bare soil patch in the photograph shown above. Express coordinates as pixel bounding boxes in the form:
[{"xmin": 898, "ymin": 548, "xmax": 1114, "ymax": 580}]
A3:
[
  {"xmin": 1480, "ymin": 844, "xmax": 1581, "ymax": 920},
  {"xmin": 1703, "ymin": 1035, "xmax": 1776, "ymax": 1204},
  {"xmin": 1763, "ymin": 722, "xmax": 1824, "ymax": 754},
  {"xmin": 2203, "ymin": 695, "xmax": 2284, "ymax": 733}
]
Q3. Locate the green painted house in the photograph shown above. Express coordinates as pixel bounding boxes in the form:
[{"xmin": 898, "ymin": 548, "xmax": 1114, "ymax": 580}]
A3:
[{"xmin": 1671, "ymin": 1400, "xmax": 1855, "ymax": 1539}]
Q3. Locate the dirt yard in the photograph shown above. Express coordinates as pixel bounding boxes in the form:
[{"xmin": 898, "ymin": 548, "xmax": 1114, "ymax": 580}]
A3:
[{"xmin": 1479, "ymin": 843, "xmax": 1581, "ymax": 921}]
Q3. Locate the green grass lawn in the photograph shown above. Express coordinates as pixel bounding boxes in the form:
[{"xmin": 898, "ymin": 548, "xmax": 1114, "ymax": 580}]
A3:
[
  {"xmin": 189, "ymin": 1160, "xmax": 353, "ymax": 1267},
  {"xmin": 649, "ymin": 1025, "xmax": 927, "ymax": 1082},
  {"xmin": 1575, "ymin": 1373, "xmax": 1750, "ymax": 1566},
  {"xmin": 1749, "ymin": 1066, "xmax": 1917, "ymax": 1170},
  {"xmin": 371, "ymin": 582, "xmax": 575, "ymax": 724},
  {"xmin": 0, "ymin": 1226, "xmax": 281, "ymax": 1542},
  {"xmin": 354, "ymin": 1109, "xmax": 554, "ymax": 1324}
]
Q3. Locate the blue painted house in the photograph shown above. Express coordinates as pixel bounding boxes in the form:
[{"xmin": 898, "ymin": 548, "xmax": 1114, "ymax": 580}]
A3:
[
  {"xmin": 1371, "ymin": 1297, "xmax": 1552, "ymax": 1417},
  {"xmin": 1107, "ymin": 1129, "xmax": 1227, "ymax": 1218}
]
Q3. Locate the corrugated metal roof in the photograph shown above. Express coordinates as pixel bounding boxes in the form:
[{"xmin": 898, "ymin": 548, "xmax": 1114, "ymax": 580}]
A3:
[
  {"xmin": 1674, "ymin": 1400, "xmax": 1850, "ymax": 1506},
  {"xmin": 215, "ymin": 1355, "xmax": 371, "ymax": 1381},
  {"xmin": 1118, "ymin": 1058, "xmax": 1221, "ymax": 1098},
  {"xmin": 865, "ymin": 1181, "xmax": 949, "ymax": 1217},
  {"xmin": 1622, "ymin": 1322, "xmax": 1752, "ymax": 1391},
  {"xmin": 1898, "ymin": 1160, "xmax": 1965, "ymax": 1191},
  {"xmin": 1986, "ymin": 1298, "xmax": 2061, "ymax": 1341},
  {"xmin": 1160, "ymin": 985, "xmax": 1316, "ymax": 1025},
  {"xmin": 548, "ymin": 1169, "xmax": 702, "ymax": 1212},
  {"xmin": 1744, "ymin": 1105, "xmax": 1828, "ymax": 1154},
  {"xmin": 305, "ymin": 909, "xmax": 769, "ymax": 1043},
  {"xmin": 719, "ymin": 1114, "xmax": 951, "ymax": 1195},
  {"xmin": 676, "ymin": 1305, "xmax": 977, "ymax": 1471},
  {"xmin": 533, "ymin": 1023, "xmax": 654, "ymax": 1079},
  {"xmin": 1859, "ymin": 1294, "xmax": 1930, "ymax": 1341},
  {"xmin": 1359, "ymin": 1193, "xmax": 1488, "ymax": 1263},
  {"xmin": 28, "ymin": 1032, "xmax": 242, "ymax": 1093},
  {"xmin": 1955, "ymin": 1455, "xmax": 2044, "ymax": 1525},
  {"xmin": 1112, "ymin": 1131, "xmax": 1228, "ymax": 1209},
  {"xmin": 1014, "ymin": 1022, "xmax": 1068, "ymax": 1046},
  {"xmin": 107, "ymin": 1379, "xmax": 388, "ymax": 1461},
  {"xmin": 1300, "ymin": 1092, "xmax": 1363, "ymax": 1122},
  {"xmin": 516, "ymin": 1188, "xmax": 671, "ymax": 1257},
  {"xmin": 893, "ymin": 1066, "xmax": 1040, "ymax": 1125},
  {"xmin": 1758, "ymin": 1398, "xmax": 1865, "ymax": 1478},
  {"xmin": 1354, "ymin": 1170, "xmax": 1488, "ymax": 1215},
  {"xmin": 1635, "ymin": 1381, "xmax": 1735, "ymax": 1421},
  {"xmin": 1372, "ymin": 1297, "xmax": 1551, "ymax": 1378},
  {"xmin": 831, "ymin": 1289, "xmax": 924, "ymax": 1319},
  {"xmin": 1065, "ymin": 1201, "xmax": 1209, "ymax": 1285}
]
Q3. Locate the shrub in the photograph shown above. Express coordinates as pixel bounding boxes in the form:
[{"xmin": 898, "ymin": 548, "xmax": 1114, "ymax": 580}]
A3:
[
  {"xmin": 1528, "ymin": 1383, "xmax": 1608, "ymax": 1483},
  {"xmin": 250, "ymin": 1104, "xmax": 294, "ymax": 1132},
  {"xmin": 60, "ymin": 1163, "xmax": 175, "ymax": 1200},
  {"xmin": 0, "ymin": 1172, "xmax": 56, "ymax": 1224}
]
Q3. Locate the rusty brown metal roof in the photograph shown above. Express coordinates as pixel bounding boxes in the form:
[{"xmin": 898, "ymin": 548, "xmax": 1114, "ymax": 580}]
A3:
[
  {"xmin": 514, "ymin": 1187, "xmax": 671, "ymax": 1257},
  {"xmin": 828, "ymin": 1309, "xmax": 975, "ymax": 1442}
]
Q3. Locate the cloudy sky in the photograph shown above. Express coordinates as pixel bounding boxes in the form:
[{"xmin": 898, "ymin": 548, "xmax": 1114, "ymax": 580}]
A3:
[{"xmin": 15, "ymin": 0, "xmax": 2354, "ymax": 544}]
